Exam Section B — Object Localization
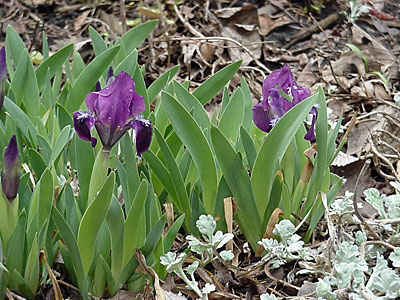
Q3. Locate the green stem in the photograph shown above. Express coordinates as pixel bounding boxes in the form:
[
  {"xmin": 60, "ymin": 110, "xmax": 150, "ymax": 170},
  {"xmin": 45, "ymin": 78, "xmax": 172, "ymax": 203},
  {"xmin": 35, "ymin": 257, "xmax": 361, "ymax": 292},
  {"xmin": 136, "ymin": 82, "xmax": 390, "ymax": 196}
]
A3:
[
  {"xmin": 86, "ymin": 149, "xmax": 110, "ymax": 209},
  {"xmin": 175, "ymin": 269, "xmax": 203, "ymax": 298},
  {"xmin": 0, "ymin": 193, "xmax": 19, "ymax": 244}
]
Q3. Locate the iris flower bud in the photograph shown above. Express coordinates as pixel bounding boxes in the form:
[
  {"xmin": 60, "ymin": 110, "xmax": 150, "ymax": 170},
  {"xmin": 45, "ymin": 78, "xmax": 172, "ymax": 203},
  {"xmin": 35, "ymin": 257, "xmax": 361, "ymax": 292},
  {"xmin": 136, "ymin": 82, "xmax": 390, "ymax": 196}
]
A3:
[{"xmin": 1, "ymin": 136, "xmax": 20, "ymax": 201}]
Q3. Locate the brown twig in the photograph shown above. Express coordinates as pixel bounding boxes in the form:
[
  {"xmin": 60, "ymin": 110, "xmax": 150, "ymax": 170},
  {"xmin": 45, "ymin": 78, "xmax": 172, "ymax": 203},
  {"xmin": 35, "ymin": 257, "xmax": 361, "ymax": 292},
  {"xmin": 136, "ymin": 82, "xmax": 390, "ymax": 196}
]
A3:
[
  {"xmin": 264, "ymin": 261, "xmax": 300, "ymax": 291},
  {"xmin": 369, "ymin": 136, "xmax": 400, "ymax": 182},
  {"xmin": 284, "ymin": 12, "xmax": 341, "ymax": 49}
]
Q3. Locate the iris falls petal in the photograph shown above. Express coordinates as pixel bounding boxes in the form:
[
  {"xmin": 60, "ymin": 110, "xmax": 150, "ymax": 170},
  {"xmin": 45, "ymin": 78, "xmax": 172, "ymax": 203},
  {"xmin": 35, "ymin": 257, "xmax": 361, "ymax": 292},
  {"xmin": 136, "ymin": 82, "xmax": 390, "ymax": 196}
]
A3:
[
  {"xmin": 132, "ymin": 118, "xmax": 153, "ymax": 156},
  {"xmin": 73, "ymin": 111, "xmax": 97, "ymax": 147}
]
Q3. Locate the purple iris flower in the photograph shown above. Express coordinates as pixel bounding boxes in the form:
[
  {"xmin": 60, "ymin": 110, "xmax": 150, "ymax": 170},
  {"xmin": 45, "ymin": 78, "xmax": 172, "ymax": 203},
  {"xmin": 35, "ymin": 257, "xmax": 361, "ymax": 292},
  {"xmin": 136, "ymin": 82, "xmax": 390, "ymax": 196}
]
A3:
[
  {"xmin": 73, "ymin": 71, "xmax": 153, "ymax": 156},
  {"xmin": 252, "ymin": 65, "xmax": 317, "ymax": 141},
  {"xmin": 1, "ymin": 135, "xmax": 20, "ymax": 201},
  {"xmin": 0, "ymin": 47, "xmax": 6, "ymax": 112}
]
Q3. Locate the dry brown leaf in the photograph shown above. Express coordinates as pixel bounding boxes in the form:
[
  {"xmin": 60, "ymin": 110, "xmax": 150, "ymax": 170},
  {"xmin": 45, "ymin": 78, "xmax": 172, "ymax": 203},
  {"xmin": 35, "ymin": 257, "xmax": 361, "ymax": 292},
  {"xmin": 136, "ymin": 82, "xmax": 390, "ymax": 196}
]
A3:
[
  {"xmin": 214, "ymin": 7, "xmax": 243, "ymax": 19},
  {"xmin": 164, "ymin": 203, "xmax": 174, "ymax": 229},
  {"xmin": 74, "ymin": 10, "xmax": 90, "ymax": 33},
  {"xmin": 373, "ymin": 82, "xmax": 391, "ymax": 99},
  {"xmin": 19, "ymin": 0, "xmax": 54, "ymax": 6},
  {"xmin": 216, "ymin": 4, "xmax": 261, "ymax": 66},
  {"xmin": 347, "ymin": 104, "xmax": 400, "ymax": 157},
  {"xmin": 199, "ymin": 43, "xmax": 216, "ymax": 62},
  {"xmin": 182, "ymin": 43, "xmax": 197, "ymax": 66},
  {"xmin": 99, "ymin": 9, "xmax": 124, "ymax": 36},
  {"xmin": 351, "ymin": 24, "xmax": 397, "ymax": 76},
  {"xmin": 223, "ymin": 197, "xmax": 234, "ymax": 253},
  {"xmin": 164, "ymin": 291, "xmax": 188, "ymax": 300},
  {"xmin": 135, "ymin": 249, "xmax": 166, "ymax": 300},
  {"xmin": 139, "ymin": 7, "xmax": 161, "ymax": 19},
  {"xmin": 109, "ymin": 290, "xmax": 142, "ymax": 300},
  {"xmin": 235, "ymin": 24, "xmax": 256, "ymax": 31},
  {"xmin": 256, "ymin": 206, "xmax": 283, "ymax": 256},
  {"xmin": 347, "ymin": 121, "xmax": 374, "ymax": 156},
  {"xmin": 297, "ymin": 282, "xmax": 317, "ymax": 296},
  {"xmin": 332, "ymin": 151, "xmax": 359, "ymax": 167},
  {"xmin": 297, "ymin": 62, "xmax": 317, "ymax": 89},
  {"xmin": 258, "ymin": 14, "xmax": 291, "ymax": 36}
]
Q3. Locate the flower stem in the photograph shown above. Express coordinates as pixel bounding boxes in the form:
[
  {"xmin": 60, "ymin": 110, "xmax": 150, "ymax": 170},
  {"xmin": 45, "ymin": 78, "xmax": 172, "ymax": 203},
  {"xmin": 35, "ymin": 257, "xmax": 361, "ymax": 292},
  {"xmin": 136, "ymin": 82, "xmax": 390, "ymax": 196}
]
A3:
[
  {"xmin": 86, "ymin": 149, "xmax": 110, "ymax": 208},
  {"xmin": 0, "ymin": 192, "xmax": 19, "ymax": 244}
]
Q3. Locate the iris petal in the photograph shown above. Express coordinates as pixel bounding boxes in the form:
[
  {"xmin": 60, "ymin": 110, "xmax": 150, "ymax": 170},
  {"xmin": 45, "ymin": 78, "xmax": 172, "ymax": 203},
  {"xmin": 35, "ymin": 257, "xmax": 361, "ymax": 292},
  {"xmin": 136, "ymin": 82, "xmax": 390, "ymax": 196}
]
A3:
[
  {"xmin": 76, "ymin": 72, "xmax": 148, "ymax": 150},
  {"xmin": 254, "ymin": 64, "xmax": 315, "ymax": 139},
  {"xmin": 73, "ymin": 111, "xmax": 97, "ymax": 147},
  {"xmin": 84, "ymin": 72, "xmax": 145, "ymax": 129},
  {"xmin": 262, "ymin": 65, "xmax": 294, "ymax": 100},
  {"xmin": 132, "ymin": 118, "xmax": 153, "ymax": 156},
  {"xmin": 252, "ymin": 103, "xmax": 272, "ymax": 133},
  {"xmin": 304, "ymin": 107, "xmax": 317, "ymax": 141}
]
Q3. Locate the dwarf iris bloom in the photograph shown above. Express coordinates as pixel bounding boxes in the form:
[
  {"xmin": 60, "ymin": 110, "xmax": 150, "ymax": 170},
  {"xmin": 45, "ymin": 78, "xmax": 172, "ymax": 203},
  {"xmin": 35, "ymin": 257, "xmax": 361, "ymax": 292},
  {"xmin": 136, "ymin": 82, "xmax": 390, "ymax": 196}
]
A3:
[
  {"xmin": 252, "ymin": 65, "xmax": 317, "ymax": 141},
  {"xmin": 73, "ymin": 71, "xmax": 153, "ymax": 156}
]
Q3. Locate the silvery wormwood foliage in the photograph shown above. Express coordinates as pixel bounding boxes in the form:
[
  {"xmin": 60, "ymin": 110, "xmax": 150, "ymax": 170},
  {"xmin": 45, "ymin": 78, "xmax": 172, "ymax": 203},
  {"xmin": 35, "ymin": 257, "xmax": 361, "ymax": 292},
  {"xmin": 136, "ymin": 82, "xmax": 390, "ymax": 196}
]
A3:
[
  {"xmin": 364, "ymin": 185, "xmax": 400, "ymax": 220},
  {"xmin": 258, "ymin": 219, "xmax": 309, "ymax": 268},
  {"xmin": 317, "ymin": 228, "xmax": 400, "ymax": 298},
  {"xmin": 160, "ymin": 215, "xmax": 234, "ymax": 300},
  {"xmin": 363, "ymin": 185, "xmax": 400, "ymax": 236},
  {"xmin": 317, "ymin": 241, "xmax": 367, "ymax": 300},
  {"xmin": 329, "ymin": 191, "xmax": 354, "ymax": 216},
  {"xmin": 186, "ymin": 214, "xmax": 234, "ymax": 265}
]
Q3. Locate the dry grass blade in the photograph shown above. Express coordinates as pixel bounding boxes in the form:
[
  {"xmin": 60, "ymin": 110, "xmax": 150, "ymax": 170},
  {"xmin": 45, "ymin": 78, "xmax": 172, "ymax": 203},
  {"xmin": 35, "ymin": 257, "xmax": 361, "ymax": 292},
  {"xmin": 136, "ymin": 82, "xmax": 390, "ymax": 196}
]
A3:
[
  {"xmin": 135, "ymin": 249, "xmax": 166, "ymax": 300},
  {"xmin": 40, "ymin": 249, "xmax": 63, "ymax": 300}
]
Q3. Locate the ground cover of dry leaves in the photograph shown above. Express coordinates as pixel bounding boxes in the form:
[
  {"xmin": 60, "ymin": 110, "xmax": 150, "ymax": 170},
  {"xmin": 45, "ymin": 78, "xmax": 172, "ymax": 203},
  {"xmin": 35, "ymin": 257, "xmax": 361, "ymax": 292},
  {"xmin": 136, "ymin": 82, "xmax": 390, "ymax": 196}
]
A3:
[{"xmin": 1, "ymin": 0, "xmax": 400, "ymax": 299}]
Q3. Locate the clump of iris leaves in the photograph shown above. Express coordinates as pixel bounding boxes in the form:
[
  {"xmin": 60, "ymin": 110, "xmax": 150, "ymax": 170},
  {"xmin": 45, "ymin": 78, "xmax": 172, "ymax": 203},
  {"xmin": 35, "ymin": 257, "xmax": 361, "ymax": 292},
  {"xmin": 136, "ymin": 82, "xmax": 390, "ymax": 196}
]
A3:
[{"xmin": 0, "ymin": 22, "xmax": 398, "ymax": 300}]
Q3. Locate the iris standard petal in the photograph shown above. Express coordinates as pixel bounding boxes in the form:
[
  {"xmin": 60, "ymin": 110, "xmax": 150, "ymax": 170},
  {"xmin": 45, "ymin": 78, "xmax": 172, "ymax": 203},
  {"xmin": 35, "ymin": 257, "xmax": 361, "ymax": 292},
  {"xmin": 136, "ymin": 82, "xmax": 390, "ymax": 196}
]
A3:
[
  {"xmin": 85, "ymin": 91, "xmax": 99, "ymax": 113},
  {"xmin": 262, "ymin": 65, "xmax": 294, "ymax": 99},
  {"xmin": 1, "ymin": 135, "xmax": 20, "ymax": 200},
  {"xmin": 304, "ymin": 107, "xmax": 318, "ymax": 141},
  {"xmin": 291, "ymin": 85, "xmax": 310, "ymax": 104},
  {"xmin": 252, "ymin": 103, "xmax": 272, "ymax": 133},
  {"xmin": 132, "ymin": 118, "xmax": 153, "ymax": 156},
  {"xmin": 268, "ymin": 88, "xmax": 286, "ymax": 118},
  {"xmin": 129, "ymin": 86, "xmax": 146, "ymax": 118},
  {"xmin": 85, "ymin": 72, "xmax": 143, "ymax": 129},
  {"xmin": 73, "ymin": 111, "xmax": 97, "ymax": 147}
]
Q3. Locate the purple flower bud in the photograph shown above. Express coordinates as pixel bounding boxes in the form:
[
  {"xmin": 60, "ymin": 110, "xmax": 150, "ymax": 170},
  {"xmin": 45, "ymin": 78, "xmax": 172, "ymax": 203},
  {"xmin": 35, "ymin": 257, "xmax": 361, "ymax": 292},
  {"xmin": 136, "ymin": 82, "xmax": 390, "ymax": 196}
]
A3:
[
  {"xmin": 1, "ymin": 136, "xmax": 20, "ymax": 201},
  {"xmin": 95, "ymin": 81, "xmax": 101, "ymax": 92},
  {"xmin": 132, "ymin": 118, "xmax": 153, "ymax": 156},
  {"xmin": 0, "ymin": 47, "xmax": 6, "ymax": 112},
  {"xmin": 106, "ymin": 67, "xmax": 114, "ymax": 85}
]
